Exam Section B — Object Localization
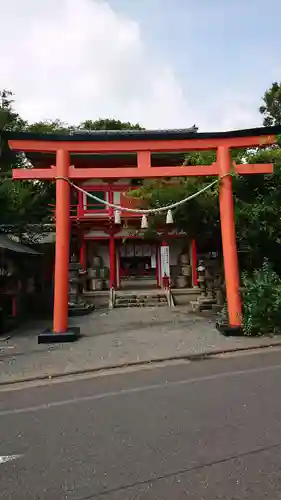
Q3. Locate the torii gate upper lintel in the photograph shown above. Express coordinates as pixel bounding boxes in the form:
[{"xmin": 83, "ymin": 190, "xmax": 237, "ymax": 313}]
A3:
[{"xmin": 7, "ymin": 127, "xmax": 277, "ymax": 341}]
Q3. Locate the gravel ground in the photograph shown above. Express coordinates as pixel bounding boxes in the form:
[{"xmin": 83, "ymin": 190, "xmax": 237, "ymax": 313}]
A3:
[{"xmin": 0, "ymin": 307, "xmax": 279, "ymax": 384}]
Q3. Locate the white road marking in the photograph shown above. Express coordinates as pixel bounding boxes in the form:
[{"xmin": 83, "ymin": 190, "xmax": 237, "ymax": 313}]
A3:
[
  {"xmin": 1, "ymin": 362, "xmax": 281, "ymax": 417},
  {"xmin": 0, "ymin": 454, "xmax": 21, "ymax": 464}
]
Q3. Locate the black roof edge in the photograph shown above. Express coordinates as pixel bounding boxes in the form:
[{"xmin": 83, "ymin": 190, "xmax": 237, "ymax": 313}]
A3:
[{"xmin": 3, "ymin": 125, "xmax": 281, "ymax": 143}]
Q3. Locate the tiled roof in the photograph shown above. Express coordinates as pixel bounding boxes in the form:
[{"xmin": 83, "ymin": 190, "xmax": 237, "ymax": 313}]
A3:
[{"xmin": 5, "ymin": 125, "xmax": 281, "ymax": 143}]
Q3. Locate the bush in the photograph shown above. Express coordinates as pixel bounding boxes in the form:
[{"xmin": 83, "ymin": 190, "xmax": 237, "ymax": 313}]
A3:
[{"xmin": 242, "ymin": 259, "xmax": 281, "ymax": 336}]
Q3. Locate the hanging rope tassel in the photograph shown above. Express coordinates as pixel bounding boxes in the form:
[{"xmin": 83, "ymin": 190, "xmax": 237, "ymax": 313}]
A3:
[
  {"xmin": 166, "ymin": 209, "xmax": 173, "ymax": 224},
  {"xmin": 141, "ymin": 214, "xmax": 148, "ymax": 229},
  {"xmin": 114, "ymin": 210, "xmax": 121, "ymax": 224}
]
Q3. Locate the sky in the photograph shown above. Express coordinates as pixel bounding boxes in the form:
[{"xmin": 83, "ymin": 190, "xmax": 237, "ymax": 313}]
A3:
[{"xmin": 0, "ymin": 0, "xmax": 280, "ymax": 131}]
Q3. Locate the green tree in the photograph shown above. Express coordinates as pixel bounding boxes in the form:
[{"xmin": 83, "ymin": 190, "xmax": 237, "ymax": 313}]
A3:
[
  {"xmin": 259, "ymin": 82, "xmax": 281, "ymax": 126},
  {"xmin": 233, "ymin": 145, "xmax": 281, "ymax": 273},
  {"xmin": 235, "ymin": 81, "xmax": 281, "ymax": 270},
  {"xmin": 0, "ymin": 89, "xmax": 26, "ymax": 133},
  {"xmin": 0, "ymin": 92, "xmax": 57, "ymax": 237},
  {"xmin": 129, "ymin": 147, "xmax": 221, "ymax": 249},
  {"xmin": 27, "ymin": 119, "xmax": 73, "ymax": 134},
  {"xmin": 0, "ymin": 94, "xmax": 146, "ymax": 239},
  {"xmin": 78, "ymin": 118, "xmax": 143, "ymax": 131},
  {"xmin": 0, "ymin": 89, "xmax": 27, "ymax": 175}
]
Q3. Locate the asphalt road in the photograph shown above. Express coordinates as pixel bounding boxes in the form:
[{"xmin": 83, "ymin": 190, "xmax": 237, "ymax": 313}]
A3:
[{"xmin": 1, "ymin": 350, "xmax": 281, "ymax": 499}]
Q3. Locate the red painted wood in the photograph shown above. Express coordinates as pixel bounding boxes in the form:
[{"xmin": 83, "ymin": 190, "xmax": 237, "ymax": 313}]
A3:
[
  {"xmin": 8, "ymin": 134, "xmax": 276, "ymax": 154},
  {"xmin": 156, "ymin": 244, "xmax": 160, "ymax": 288},
  {"xmin": 137, "ymin": 151, "xmax": 151, "ymax": 170},
  {"xmin": 79, "ymin": 235, "xmax": 86, "ymax": 268},
  {"xmin": 81, "ymin": 184, "xmax": 131, "ymax": 191},
  {"xmin": 235, "ymin": 163, "xmax": 273, "ymax": 175},
  {"xmin": 12, "ymin": 163, "xmax": 274, "ymax": 181},
  {"xmin": 13, "ymin": 163, "xmax": 274, "ymax": 182},
  {"xmin": 83, "ymin": 233, "xmax": 186, "ymax": 240},
  {"xmin": 108, "ymin": 186, "xmax": 114, "ymax": 218},
  {"xmin": 218, "ymin": 146, "xmax": 242, "ymax": 327},
  {"xmin": 109, "ymin": 232, "xmax": 115, "ymax": 288},
  {"xmin": 13, "ymin": 168, "xmax": 55, "ymax": 179},
  {"xmin": 191, "ymin": 239, "xmax": 198, "ymax": 286},
  {"xmin": 68, "ymin": 165, "xmax": 219, "ymax": 179},
  {"xmin": 117, "ymin": 245, "xmax": 121, "ymax": 289},
  {"xmin": 53, "ymin": 150, "xmax": 70, "ymax": 334},
  {"xmin": 80, "ymin": 185, "xmax": 110, "ymax": 191}
]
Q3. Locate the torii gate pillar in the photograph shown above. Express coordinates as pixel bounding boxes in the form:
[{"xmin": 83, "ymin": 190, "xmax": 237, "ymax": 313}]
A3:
[
  {"xmin": 53, "ymin": 149, "xmax": 70, "ymax": 334},
  {"xmin": 218, "ymin": 146, "xmax": 242, "ymax": 327},
  {"xmin": 40, "ymin": 149, "xmax": 80, "ymax": 343}
]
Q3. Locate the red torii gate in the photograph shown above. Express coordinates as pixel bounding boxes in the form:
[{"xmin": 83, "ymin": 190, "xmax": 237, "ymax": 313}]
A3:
[{"xmin": 7, "ymin": 127, "xmax": 276, "ymax": 341}]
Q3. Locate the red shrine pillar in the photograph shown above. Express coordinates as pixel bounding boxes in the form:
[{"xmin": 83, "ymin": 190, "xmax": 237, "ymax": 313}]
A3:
[
  {"xmin": 108, "ymin": 186, "xmax": 116, "ymax": 289},
  {"xmin": 156, "ymin": 244, "xmax": 160, "ymax": 288},
  {"xmin": 191, "ymin": 239, "xmax": 198, "ymax": 287},
  {"xmin": 53, "ymin": 149, "xmax": 70, "ymax": 333},
  {"xmin": 79, "ymin": 233, "xmax": 86, "ymax": 269},
  {"xmin": 109, "ymin": 232, "xmax": 116, "ymax": 288},
  {"xmin": 218, "ymin": 146, "xmax": 242, "ymax": 327}
]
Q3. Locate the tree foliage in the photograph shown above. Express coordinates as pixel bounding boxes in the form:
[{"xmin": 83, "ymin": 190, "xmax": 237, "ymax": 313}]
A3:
[
  {"xmin": 234, "ymin": 144, "xmax": 281, "ymax": 275},
  {"xmin": 27, "ymin": 119, "xmax": 73, "ymax": 134},
  {"xmin": 0, "ymin": 89, "xmax": 27, "ymax": 174},
  {"xmin": 131, "ymin": 144, "xmax": 281, "ymax": 272},
  {"xmin": 131, "ymin": 175, "xmax": 220, "ymax": 249},
  {"xmin": 79, "ymin": 118, "xmax": 143, "ymax": 131},
  {"xmin": 0, "ymin": 91, "xmax": 144, "ymax": 238},
  {"xmin": 242, "ymin": 260, "xmax": 281, "ymax": 335},
  {"xmin": 259, "ymin": 82, "xmax": 281, "ymax": 126}
]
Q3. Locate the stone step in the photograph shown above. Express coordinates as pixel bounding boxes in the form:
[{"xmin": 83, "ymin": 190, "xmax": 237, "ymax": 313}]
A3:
[
  {"xmin": 115, "ymin": 300, "xmax": 167, "ymax": 305},
  {"xmin": 114, "ymin": 293, "xmax": 168, "ymax": 308},
  {"xmin": 190, "ymin": 299, "xmax": 216, "ymax": 312},
  {"xmin": 116, "ymin": 296, "xmax": 167, "ymax": 303},
  {"xmin": 115, "ymin": 294, "xmax": 167, "ymax": 300},
  {"xmin": 68, "ymin": 303, "xmax": 94, "ymax": 316},
  {"xmin": 115, "ymin": 293, "xmax": 166, "ymax": 299},
  {"xmin": 115, "ymin": 301, "xmax": 168, "ymax": 308},
  {"xmin": 197, "ymin": 296, "xmax": 217, "ymax": 304},
  {"xmin": 212, "ymin": 304, "xmax": 223, "ymax": 313}
]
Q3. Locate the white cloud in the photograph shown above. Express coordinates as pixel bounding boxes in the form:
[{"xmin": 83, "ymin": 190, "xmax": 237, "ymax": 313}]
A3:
[{"xmin": 0, "ymin": 0, "xmax": 261, "ymax": 130}]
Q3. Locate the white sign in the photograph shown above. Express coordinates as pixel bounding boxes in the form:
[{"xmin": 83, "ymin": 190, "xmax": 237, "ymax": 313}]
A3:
[
  {"xmin": 151, "ymin": 253, "xmax": 156, "ymax": 269},
  {"xmin": 160, "ymin": 246, "xmax": 170, "ymax": 277}
]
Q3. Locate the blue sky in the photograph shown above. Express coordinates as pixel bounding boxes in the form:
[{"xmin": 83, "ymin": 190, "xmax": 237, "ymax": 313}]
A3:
[
  {"xmin": 0, "ymin": 0, "xmax": 280, "ymax": 130},
  {"xmin": 109, "ymin": 0, "xmax": 281, "ymax": 128}
]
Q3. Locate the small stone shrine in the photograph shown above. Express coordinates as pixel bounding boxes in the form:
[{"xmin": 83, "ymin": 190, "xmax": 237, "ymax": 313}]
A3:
[{"xmin": 68, "ymin": 257, "xmax": 93, "ymax": 315}]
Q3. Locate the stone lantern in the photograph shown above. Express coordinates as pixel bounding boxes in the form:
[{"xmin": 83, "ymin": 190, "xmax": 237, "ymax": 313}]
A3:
[
  {"xmin": 197, "ymin": 260, "xmax": 206, "ymax": 296},
  {"xmin": 68, "ymin": 256, "xmax": 93, "ymax": 315}
]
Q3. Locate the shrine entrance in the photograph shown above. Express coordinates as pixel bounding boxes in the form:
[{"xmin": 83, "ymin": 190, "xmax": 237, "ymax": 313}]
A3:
[
  {"xmin": 6, "ymin": 125, "xmax": 278, "ymax": 341},
  {"xmin": 118, "ymin": 241, "xmax": 158, "ymax": 289},
  {"xmin": 120, "ymin": 256, "xmax": 153, "ymax": 277}
]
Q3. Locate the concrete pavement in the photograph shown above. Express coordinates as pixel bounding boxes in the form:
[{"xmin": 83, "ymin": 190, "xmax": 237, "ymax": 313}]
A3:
[
  {"xmin": 1, "ymin": 350, "xmax": 281, "ymax": 499},
  {"xmin": 0, "ymin": 307, "xmax": 280, "ymax": 384}
]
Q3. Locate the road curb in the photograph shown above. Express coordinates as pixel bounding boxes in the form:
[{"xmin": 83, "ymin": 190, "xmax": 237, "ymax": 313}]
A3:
[{"xmin": 1, "ymin": 340, "xmax": 281, "ymax": 387}]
